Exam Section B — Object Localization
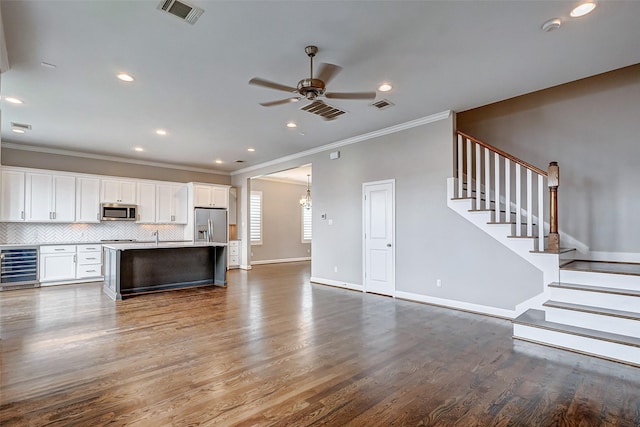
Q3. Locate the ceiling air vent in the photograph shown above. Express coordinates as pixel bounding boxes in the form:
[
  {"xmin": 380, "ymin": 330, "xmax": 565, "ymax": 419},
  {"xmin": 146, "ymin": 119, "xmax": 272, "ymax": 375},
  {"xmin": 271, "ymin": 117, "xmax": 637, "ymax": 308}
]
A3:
[
  {"xmin": 157, "ymin": 0, "xmax": 204, "ymax": 25},
  {"xmin": 371, "ymin": 99, "xmax": 395, "ymax": 110},
  {"xmin": 11, "ymin": 122, "xmax": 32, "ymax": 130},
  {"xmin": 300, "ymin": 101, "xmax": 347, "ymax": 121}
]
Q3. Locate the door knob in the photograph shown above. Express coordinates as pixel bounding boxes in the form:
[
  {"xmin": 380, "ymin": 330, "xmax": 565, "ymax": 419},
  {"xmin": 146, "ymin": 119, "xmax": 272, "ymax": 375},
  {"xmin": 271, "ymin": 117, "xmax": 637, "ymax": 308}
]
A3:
[{"xmin": 386, "ymin": 243, "xmax": 392, "ymax": 247}]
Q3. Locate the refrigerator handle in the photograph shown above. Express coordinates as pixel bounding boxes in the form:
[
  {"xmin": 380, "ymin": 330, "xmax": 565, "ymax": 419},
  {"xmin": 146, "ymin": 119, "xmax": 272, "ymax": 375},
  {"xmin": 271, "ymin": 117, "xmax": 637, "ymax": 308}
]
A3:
[{"xmin": 208, "ymin": 219, "xmax": 213, "ymax": 242}]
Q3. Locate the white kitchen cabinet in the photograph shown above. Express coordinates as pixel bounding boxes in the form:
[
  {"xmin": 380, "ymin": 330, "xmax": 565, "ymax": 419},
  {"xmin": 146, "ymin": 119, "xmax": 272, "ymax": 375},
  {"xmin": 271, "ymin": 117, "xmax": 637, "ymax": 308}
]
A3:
[
  {"xmin": 136, "ymin": 182, "xmax": 156, "ymax": 223},
  {"xmin": 101, "ymin": 179, "xmax": 137, "ymax": 204},
  {"xmin": 1, "ymin": 169, "xmax": 26, "ymax": 221},
  {"xmin": 76, "ymin": 244, "xmax": 102, "ymax": 279},
  {"xmin": 25, "ymin": 172, "xmax": 76, "ymax": 222},
  {"xmin": 76, "ymin": 177, "xmax": 101, "ymax": 222},
  {"xmin": 228, "ymin": 240, "xmax": 240, "ymax": 269},
  {"xmin": 156, "ymin": 184, "xmax": 187, "ymax": 224},
  {"xmin": 193, "ymin": 184, "xmax": 228, "ymax": 208},
  {"xmin": 40, "ymin": 245, "xmax": 77, "ymax": 284}
]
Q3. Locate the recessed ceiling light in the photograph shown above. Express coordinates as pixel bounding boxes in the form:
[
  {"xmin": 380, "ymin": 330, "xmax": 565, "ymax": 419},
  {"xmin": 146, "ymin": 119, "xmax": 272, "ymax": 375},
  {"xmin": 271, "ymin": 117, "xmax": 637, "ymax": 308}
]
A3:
[
  {"xmin": 5, "ymin": 97, "xmax": 24, "ymax": 104},
  {"xmin": 134, "ymin": 147, "xmax": 144, "ymax": 152},
  {"xmin": 156, "ymin": 129, "xmax": 167, "ymax": 135},
  {"xmin": 12, "ymin": 128, "xmax": 26, "ymax": 134},
  {"xmin": 247, "ymin": 148, "xmax": 256, "ymax": 152},
  {"xmin": 570, "ymin": 1, "xmax": 596, "ymax": 17},
  {"xmin": 215, "ymin": 159, "xmax": 223, "ymax": 164},
  {"xmin": 117, "ymin": 73, "xmax": 135, "ymax": 82},
  {"xmin": 286, "ymin": 122, "xmax": 297, "ymax": 128},
  {"xmin": 378, "ymin": 83, "xmax": 393, "ymax": 92}
]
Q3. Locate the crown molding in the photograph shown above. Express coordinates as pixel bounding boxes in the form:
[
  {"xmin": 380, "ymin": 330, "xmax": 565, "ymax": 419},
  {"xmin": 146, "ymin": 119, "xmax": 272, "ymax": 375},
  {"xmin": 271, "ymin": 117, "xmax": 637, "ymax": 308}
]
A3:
[
  {"xmin": 0, "ymin": 141, "xmax": 229, "ymax": 175},
  {"xmin": 231, "ymin": 110, "xmax": 451, "ymax": 176}
]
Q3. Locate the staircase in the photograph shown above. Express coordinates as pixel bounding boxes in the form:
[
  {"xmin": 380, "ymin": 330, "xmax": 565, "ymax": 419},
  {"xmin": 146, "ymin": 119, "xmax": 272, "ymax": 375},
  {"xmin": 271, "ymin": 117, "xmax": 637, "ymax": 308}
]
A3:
[{"xmin": 449, "ymin": 131, "xmax": 640, "ymax": 367}]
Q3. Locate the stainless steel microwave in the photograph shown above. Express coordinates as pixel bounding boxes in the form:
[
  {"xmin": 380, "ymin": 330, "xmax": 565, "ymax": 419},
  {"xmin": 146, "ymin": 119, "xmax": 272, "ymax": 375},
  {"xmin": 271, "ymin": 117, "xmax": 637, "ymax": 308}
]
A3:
[{"xmin": 101, "ymin": 204, "xmax": 137, "ymax": 221}]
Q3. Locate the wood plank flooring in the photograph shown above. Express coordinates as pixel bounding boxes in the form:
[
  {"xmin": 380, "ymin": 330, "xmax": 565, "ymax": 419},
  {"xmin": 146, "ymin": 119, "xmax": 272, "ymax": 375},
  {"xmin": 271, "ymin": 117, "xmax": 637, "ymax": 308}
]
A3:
[{"xmin": 1, "ymin": 261, "xmax": 639, "ymax": 426}]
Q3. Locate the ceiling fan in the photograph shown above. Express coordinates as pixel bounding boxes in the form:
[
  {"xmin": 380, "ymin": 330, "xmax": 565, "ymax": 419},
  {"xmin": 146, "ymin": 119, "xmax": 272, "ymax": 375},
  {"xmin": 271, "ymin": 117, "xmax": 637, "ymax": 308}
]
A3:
[{"xmin": 249, "ymin": 46, "xmax": 376, "ymax": 110}]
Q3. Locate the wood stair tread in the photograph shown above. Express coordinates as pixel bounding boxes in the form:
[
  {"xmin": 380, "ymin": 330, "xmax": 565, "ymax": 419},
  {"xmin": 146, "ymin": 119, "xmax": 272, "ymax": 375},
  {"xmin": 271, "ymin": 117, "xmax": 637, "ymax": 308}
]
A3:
[
  {"xmin": 548, "ymin": 282, "xmax": 640, "ymax": 297},
  {"xmin": 543, "ymin": 300, "xmax": 640, "ymax": 321},
  {"xmin": 561, "ymin": 260, "xmax": 640, "ymax": 277},
  {"xmin": 514, "ymin": 309, "xmax": 640, "ymax": 348},
  {"xmin": 530, "ymin": 248, "xmax": 575, "ymax": 254}
]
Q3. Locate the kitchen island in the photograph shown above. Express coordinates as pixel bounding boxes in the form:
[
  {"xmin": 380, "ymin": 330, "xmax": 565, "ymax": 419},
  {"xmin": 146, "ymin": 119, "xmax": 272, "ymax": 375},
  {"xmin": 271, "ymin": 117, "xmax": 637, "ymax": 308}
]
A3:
[{"xmin": 102, "ymin": 242, "xmax": 227, "ymax": 300}]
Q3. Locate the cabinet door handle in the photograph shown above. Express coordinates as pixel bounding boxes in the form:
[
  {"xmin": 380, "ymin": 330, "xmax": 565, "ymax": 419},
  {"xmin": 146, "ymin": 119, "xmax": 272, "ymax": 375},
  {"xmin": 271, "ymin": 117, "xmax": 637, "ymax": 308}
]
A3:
[
  {"xmin": 73, "ymin": 255, "xmax": 77, "ymax": 263},
  {"xmin": 21, "ymin": 211, "xmax": 25, "ymax": 219},
  {"xmin": 86, "ymin": 270, "xmax": 97, "ymax": 273},
  {"xmin": 171, "ymin": 215, "xmax": 175, "ymax": 222},
  {"xmin": 54, "ymin": 248, "xmax": 65, "ymax": 251},
  {"xmin": 53, "ymin": 212, "xmax": 56, "ymax": 220},
  {"xmin": 86, "ymin": 257, "xmax": 97, "ymax": 260}
]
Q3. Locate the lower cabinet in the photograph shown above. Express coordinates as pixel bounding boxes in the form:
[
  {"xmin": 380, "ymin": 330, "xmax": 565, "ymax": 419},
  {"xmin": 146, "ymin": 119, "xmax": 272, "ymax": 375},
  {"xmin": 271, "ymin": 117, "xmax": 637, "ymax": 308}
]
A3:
[
  {"xmin": 228, "ymin": 240, "xmax": 240, "ymax": 269},
  {"xmin": 40, "ymin": 244, "xmax": 103, "ymax": 285}
]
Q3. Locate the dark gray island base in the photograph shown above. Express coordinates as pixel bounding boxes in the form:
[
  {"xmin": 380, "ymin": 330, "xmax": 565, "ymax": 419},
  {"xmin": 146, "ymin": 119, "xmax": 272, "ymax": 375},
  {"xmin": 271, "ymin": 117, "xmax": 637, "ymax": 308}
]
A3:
[{"xmin": 103, "ymin": 242, "xmax": 227, "ymax": 300}]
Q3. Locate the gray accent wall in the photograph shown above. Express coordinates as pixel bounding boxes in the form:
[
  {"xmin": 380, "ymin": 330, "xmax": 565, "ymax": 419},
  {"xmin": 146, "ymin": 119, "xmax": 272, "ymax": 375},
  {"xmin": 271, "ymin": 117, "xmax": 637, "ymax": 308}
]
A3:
[
  {"xmin": 1, "ymin": 147, "xmax": 230, "ymax": 184},
  {"xmin": 250, "ymin": 178, "xmax": 311, "ymax": 263},
  {"xmin": 233, "ymin": 114, "xmax": 542, "ymax": 310},
  {"xmin": 458, "ymin": 64, "xmax": 640, "ymax": 254}
]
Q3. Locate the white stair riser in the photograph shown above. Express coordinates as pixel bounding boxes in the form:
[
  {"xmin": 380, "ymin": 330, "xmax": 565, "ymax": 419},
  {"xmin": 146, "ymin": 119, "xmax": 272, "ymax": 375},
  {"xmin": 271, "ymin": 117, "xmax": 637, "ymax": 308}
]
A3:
[
  {"xmin": 560, "ymin": 270, "xmax": 640, "ymax": 290},
  {"xmin": 545, "ymin": 307, "xmax": 640, "ymax": 338},
  {"xmin": 513, "ymin": 324, "xmax": 640, "ymax": 365},
  {"xmin": 549, "ymin": 287, "xmax": 639, "ymax": 312}
]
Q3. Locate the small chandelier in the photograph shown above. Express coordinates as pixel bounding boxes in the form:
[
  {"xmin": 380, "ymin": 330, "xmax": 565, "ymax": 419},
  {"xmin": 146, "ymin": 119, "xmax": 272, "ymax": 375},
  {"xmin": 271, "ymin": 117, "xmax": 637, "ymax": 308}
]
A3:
[{"xmin": 299, "ymin": 174, "xmax": 312, "ymax": 210}]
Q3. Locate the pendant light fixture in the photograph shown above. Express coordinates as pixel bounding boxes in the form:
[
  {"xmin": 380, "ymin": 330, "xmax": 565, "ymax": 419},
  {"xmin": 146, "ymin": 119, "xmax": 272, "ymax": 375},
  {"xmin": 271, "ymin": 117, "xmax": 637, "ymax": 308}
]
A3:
[{"xmin": 299, "ymin": 174, "xmax": 312, "ymax": 210}]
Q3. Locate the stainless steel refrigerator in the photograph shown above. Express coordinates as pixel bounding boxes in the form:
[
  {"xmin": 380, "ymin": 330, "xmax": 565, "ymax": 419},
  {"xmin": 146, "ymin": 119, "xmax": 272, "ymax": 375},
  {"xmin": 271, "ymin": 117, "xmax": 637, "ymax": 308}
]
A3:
[{"xmin": 194, "ymin": 208, "xmax": 228, "ymax": 243}]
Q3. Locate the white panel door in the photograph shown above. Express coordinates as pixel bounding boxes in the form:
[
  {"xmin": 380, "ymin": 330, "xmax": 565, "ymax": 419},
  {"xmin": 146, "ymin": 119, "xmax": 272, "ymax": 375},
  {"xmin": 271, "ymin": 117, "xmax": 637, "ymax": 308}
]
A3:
[
  {"xmin": 25, "ymin": 172, "xmax": 53, "ymax": 221},
  {"xmin": 1, "ymin": 170, "xmax": 26, "ymax": 221},
  {"xmin": 137, "ymin": 182, "xmax": 156, "ymax": 223},
  {"xmin": 363, "ymin": 180, "xmax": 395, "ymax": 296},
  {"xmin": 51, "ymin": 175, "xmax": 76, "ymax": 222},
  {"xmin": 76, "ymin": 177, "xmax": 101, "ymax": 222}
]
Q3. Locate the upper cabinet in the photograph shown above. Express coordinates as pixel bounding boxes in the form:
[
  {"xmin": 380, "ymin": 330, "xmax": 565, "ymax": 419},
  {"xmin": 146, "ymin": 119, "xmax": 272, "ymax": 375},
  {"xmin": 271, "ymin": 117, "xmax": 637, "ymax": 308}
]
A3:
[
  {"xmin": 156, "ymin": 184, "xmax": 187, "ymax": 224},
  {"xmin": 76, "ymin": 177, "xmax": 101, "ymax": 223},
  {"xmin": 193, "ymin": 184, "xmax": 228, "ymax": 208},
  {"xmin": 25, "ymin": 173, "xmax": 76, "ymax": 222},
  {"xmin": 136, "ymin": 182, "xmax": 156, "ymax": 223},
  {"xmin": 1, "ymin": 169, "xmax": 26, "ymax": 221},
  {"xmin": 101, "ymin": 179, "xmax": 137, "ymax": 204}
]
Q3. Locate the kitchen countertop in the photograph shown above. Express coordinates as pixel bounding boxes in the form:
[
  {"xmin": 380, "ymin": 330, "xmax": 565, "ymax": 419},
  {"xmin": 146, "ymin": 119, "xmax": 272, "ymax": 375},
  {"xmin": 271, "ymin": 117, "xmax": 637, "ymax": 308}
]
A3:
[
  {"xmin": 0, "ymin": 240, "xmax": 192, "ymax": 249},
  {"xmin": 102, "ymin": 241, "xmax": 227, "ymax": 251}
]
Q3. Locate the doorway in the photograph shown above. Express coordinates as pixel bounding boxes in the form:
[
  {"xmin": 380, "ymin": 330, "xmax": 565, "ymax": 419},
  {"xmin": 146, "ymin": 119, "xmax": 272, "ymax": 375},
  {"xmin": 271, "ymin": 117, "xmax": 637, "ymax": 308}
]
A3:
[{"xmin": 362, "ymin": 179, "xmax": 395, "ymax": 296}]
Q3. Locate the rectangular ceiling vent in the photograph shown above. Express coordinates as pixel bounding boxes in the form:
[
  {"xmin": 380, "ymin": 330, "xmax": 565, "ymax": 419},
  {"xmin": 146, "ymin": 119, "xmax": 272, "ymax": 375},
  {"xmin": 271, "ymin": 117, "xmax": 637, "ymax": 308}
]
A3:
[
  {"xmin": 157, "ymin": 0, "xmax": 204, "ymax": 25},
  {"xmin": 11, "ymin": 122, "xmax": 32, "ymax": 130},
  {"xmin": 301, "ymin": 101, "xmax": 347, "ymax": 120},
  {"xmin": 371, "ymin": 99, "xmax": 395, "ymax": 110}
]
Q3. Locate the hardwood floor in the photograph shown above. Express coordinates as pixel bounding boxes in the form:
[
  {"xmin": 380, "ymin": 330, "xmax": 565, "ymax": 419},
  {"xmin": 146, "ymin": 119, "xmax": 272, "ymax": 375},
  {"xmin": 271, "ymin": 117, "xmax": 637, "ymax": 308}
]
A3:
[{"xmin": 1, "ymin": 261, "xmax": 639, "ymax": 426}]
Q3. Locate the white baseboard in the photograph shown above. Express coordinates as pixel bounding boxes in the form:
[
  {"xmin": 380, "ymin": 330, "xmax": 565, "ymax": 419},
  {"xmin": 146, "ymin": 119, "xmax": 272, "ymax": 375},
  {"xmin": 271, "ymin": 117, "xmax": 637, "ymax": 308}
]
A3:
[
  {"xmin": 239, "ymin": 264, "xmax": 252, "ymax": 270},
  {"xmin": 395, "ymin": 291, "xmax": 517, "ymax": 319},
  {"xmin": 251, "ymin": 257, "xmax": 311, "ymax": 265},
  {"xmin": 310, "ymin": 276, "xmax": 364, "ymax": 292}
]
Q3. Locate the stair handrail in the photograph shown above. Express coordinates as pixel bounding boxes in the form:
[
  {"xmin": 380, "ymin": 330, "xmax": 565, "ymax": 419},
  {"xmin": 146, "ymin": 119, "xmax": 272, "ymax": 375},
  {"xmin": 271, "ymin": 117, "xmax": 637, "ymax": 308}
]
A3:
[{"xmin": 456, "ymin": 131, "xmax": 547, "ymax": 177}]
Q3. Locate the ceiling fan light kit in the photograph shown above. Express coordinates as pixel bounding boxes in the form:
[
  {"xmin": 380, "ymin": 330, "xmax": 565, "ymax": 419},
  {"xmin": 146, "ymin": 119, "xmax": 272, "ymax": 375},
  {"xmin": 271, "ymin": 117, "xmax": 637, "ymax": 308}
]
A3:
[{"xmin": 249, "ymin": 45, "xmax": 376, "ymax": 120}]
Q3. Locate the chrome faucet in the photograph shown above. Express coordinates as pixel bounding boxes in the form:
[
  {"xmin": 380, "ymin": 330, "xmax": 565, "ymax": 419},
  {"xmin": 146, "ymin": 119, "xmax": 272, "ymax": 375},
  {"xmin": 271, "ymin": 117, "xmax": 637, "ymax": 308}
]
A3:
[{"xmin": 152, "ymin": 230, "xmax": 159, "ymax": 245}]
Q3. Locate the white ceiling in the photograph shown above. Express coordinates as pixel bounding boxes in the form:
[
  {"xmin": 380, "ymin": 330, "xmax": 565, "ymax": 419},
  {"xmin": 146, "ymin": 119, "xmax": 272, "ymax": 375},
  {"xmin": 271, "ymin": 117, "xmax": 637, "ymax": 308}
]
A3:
[{"xmin": 1, "ymin": 1, "xmax": 639, "ymax": 174}]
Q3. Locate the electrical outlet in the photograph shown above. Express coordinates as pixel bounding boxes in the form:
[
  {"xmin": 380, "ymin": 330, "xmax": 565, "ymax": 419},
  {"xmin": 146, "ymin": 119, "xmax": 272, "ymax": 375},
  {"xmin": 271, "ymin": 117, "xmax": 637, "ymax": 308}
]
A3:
[
  {"xmin": 436, "ymin": 279, "xmax": 442, "ymax": 287},
  {"xmin": 334, "ymin": 266, "xmax": 338, "ymax": 273}
]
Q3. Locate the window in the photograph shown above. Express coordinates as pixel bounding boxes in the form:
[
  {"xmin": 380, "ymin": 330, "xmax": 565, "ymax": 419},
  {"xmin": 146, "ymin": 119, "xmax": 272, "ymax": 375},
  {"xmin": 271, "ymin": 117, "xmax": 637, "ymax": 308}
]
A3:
[
  {"xmin": 301, "ymin": 206, "xmax": 312, "ymax": 242},
  {"xmin": 250, "ymin": 190, "xmax": 262, "ymax": 245}
]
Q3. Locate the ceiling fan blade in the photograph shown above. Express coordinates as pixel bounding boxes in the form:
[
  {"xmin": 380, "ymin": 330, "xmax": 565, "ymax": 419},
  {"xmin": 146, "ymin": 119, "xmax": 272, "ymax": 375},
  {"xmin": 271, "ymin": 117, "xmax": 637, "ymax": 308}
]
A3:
[
  {"xmin": 249, "ymin": 77, "xmax": 297, "ymax": 93},
  {"xmin": 315, "ymin": 63, "xmax": 342, "ymax": 84},
  {"xmin": 259, "ymin": 97, "xmax": 301, "ymax": 107},
  {"xmin": 325, "ymin": 91, "xmax": 376, "ymax": 100}
]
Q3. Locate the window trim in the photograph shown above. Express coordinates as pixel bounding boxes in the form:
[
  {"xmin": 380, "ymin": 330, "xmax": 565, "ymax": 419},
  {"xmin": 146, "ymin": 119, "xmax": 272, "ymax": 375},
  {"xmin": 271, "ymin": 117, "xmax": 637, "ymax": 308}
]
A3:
[{"xmin": 301, "ymin": 205, "xmax": 312, "ymax": 243}]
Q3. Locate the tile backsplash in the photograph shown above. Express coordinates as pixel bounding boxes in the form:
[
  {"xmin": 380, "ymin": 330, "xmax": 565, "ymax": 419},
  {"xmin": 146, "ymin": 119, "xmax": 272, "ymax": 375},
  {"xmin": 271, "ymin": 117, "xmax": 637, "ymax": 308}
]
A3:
[{"xmin": 0, "ymin": 222, "xmax": 186, "ymax": 244}]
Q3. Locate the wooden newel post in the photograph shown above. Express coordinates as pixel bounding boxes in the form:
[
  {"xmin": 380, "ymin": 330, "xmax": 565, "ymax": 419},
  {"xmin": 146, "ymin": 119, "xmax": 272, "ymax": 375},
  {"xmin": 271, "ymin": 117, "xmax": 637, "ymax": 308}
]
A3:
[{"xmin": 547, "ymin": 161, "xmax": 560, "ymax": 252}]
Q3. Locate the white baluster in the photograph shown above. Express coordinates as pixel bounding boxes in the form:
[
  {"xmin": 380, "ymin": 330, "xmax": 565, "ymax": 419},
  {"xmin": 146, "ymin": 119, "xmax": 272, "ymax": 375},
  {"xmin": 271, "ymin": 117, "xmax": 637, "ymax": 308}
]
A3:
[
  {"xmin": 538, "ymin": 174, "xmax": 544, "ymax": 251},
  {"xmin": 505, "ymin": 159, "xmax": 510, "ymax": 224},
  {"xmin": 457, "ymin": 134, "xmax": 463, "ymax": 198},
  {"xmin": 527, "ymin": 169, "xmax": 533, "ymax": 237},
  {"xmin": 475, "ymin": 144, "xmax": 481, "ymax": 209},
  {"xmin": 466, "ymin": 139, "xmax": 472, "ymax": 198},
  {"xmin": 495, "ymin": 152, "xmax": 500, "ymax": 223},
  {"xmin": 484, "ymin": 148, "xmax": 491, "ymax": 210},
  {"xmin": 515, "ymin": 163, "xmax": 521, "ymax": 236}
]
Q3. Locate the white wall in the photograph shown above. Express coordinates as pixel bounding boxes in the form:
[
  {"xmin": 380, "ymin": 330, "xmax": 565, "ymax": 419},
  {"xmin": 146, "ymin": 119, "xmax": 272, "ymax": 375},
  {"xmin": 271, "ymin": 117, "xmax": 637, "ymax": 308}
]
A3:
[
  {"xmin": 458, "ymin": 64, "xmax": 640, "ymax": 257},
  {"xmin": 233, "ymin": 112, "xmax": 542, "ymax": 311}
]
